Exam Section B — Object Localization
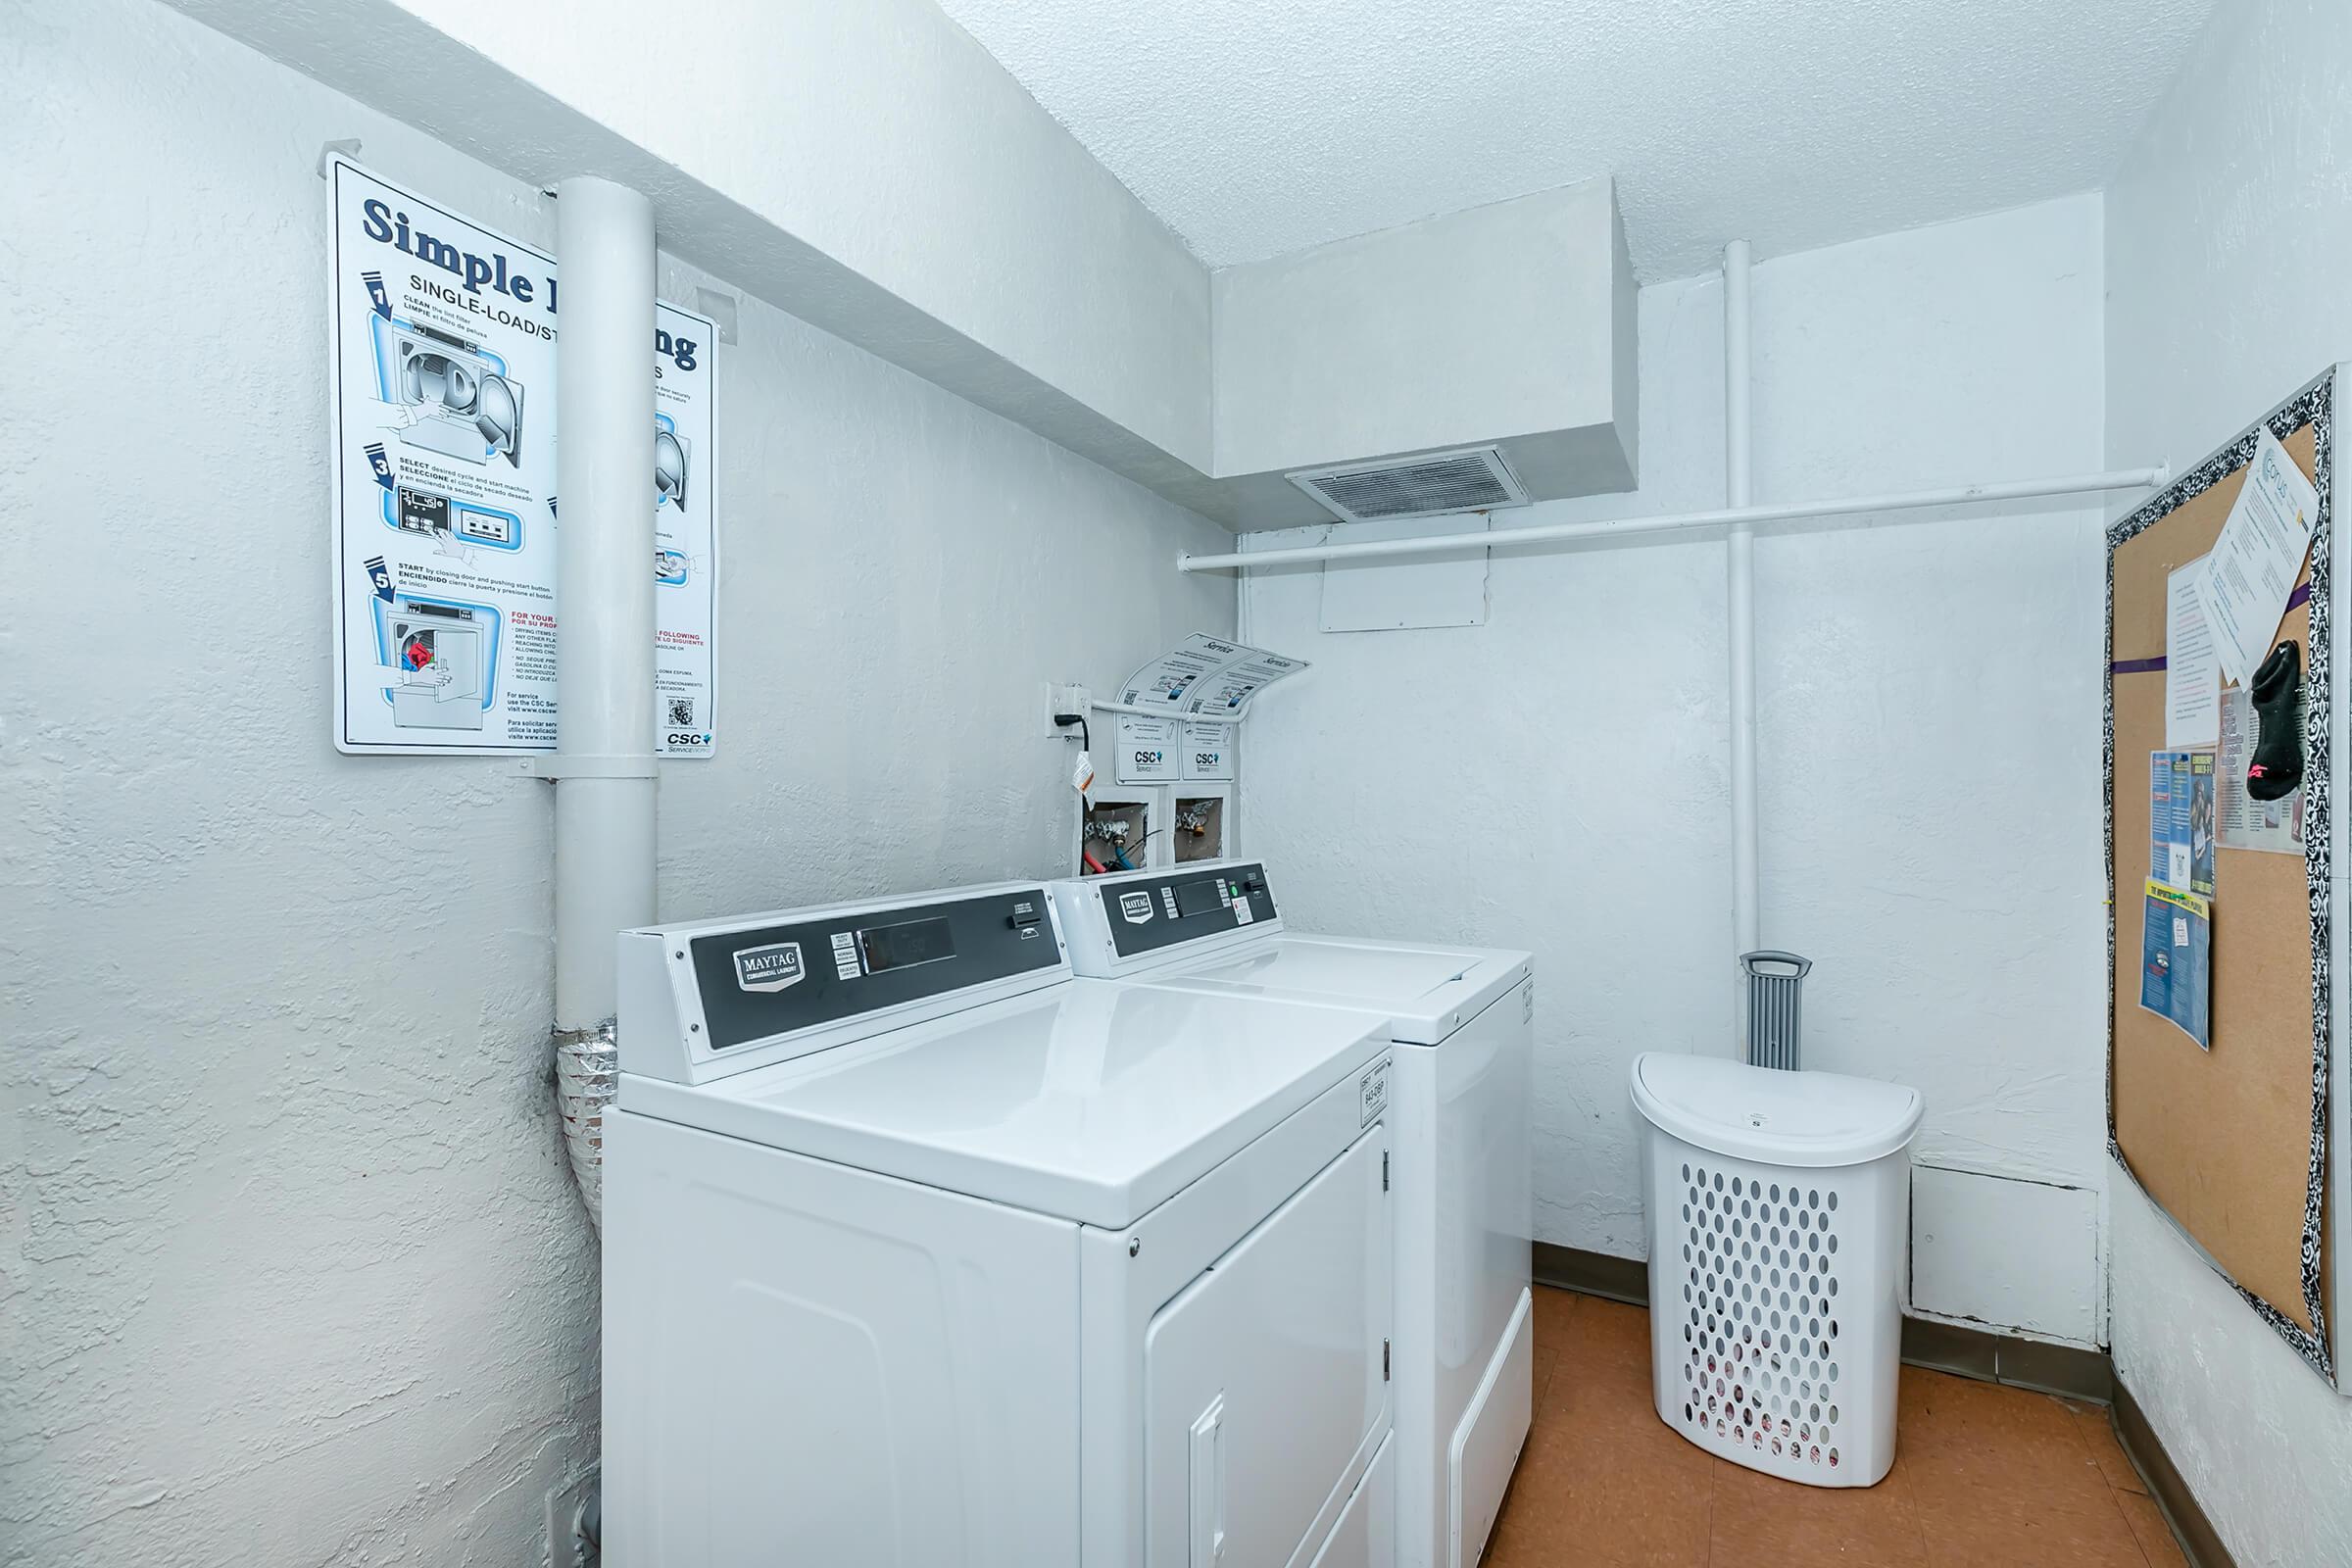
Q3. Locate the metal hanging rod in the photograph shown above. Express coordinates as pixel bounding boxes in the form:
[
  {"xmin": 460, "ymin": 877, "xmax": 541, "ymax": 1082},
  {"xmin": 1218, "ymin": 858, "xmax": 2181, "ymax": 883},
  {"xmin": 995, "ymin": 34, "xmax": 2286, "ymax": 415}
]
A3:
[
  {"xmin": 1089, "ymin": 699, "xmax": 1239, "ymax": 726},
  {"xmin": 1176, "ymin": 465, "xmax": 2171, "ymax": 573}
]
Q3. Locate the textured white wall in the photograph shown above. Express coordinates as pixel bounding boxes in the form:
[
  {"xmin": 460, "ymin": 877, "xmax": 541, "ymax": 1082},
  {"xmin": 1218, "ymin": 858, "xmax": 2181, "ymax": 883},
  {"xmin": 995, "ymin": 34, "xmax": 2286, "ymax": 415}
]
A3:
[
  {"xmin": 0, "ymin": 3, "xmax": 1230, "ymax": 1564},
  {"xmin": 2104, "ymin": 1, "xmax": 2352, "ymax": 1561},
  {"xmin": 1242, "ymin": 196, "xmax": 2111, "ymax": 1342}
]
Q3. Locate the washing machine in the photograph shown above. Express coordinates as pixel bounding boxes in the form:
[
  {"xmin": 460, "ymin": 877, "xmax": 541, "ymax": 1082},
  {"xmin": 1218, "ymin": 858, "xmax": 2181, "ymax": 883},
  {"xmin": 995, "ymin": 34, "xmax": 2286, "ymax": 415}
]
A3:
[
  {"xmin": 1051, "ymin": 860, "xmax": 1533, "ymax": 1568},
  {"xmin": 604, "ymin": 881, "xmax": 1399, "ymax": 1568}
]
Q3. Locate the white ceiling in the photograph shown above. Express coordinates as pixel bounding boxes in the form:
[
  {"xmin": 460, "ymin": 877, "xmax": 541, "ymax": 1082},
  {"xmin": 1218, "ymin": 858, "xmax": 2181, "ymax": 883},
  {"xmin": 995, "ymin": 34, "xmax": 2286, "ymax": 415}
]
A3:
[{"xmin": 935, "ymin": 0, "xmax": 2219, "ymax": 280}]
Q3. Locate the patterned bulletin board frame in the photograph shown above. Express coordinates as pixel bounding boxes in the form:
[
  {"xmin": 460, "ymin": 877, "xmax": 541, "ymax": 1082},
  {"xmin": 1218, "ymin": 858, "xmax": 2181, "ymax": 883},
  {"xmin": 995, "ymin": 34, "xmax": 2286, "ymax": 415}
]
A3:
[{"xmin": 2104, "ymin": 368, "xmax": 2334, "ymax": 1381}]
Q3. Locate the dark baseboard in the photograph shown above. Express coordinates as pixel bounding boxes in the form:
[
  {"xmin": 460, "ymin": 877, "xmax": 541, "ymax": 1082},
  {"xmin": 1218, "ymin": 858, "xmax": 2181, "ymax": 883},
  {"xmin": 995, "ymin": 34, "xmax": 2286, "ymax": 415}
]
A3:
[
  {"xmin": 1532, "ymin": 1240, "xmax": 1648, "ymax": 1306},
  {"xmin": 1898, "ymin": 1314, "xmax": 2113, "ymax": 1403},
  {"xmin": 2113, "ymin": 1382, "xmax": 2239, "ymax": 1568},
  {"xmin": 1534, "ymin": 1242, "xmax": 2111, "ymax": 1400}
]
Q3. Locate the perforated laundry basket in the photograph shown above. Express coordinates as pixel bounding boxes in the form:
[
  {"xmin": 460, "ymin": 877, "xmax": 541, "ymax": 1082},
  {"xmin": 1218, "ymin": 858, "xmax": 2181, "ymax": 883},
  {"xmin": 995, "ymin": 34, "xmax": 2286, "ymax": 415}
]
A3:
[{"xmin": 1630, "ymin": 1053, "xmax": 1923, "ymax": 1487}]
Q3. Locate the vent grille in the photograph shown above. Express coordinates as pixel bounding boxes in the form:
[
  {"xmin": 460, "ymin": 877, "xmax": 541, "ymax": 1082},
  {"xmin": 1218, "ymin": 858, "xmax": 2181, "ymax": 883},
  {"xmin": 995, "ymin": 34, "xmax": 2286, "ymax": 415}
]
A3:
[{"xmin": 1288, "ymin": 446, "xmax": 1530, "ymax": 523}]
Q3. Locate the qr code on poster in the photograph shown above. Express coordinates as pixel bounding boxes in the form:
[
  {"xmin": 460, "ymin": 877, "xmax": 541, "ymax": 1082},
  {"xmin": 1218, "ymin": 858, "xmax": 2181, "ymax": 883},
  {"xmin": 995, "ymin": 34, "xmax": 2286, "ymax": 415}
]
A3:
[{"xmin": 667, "ymin": 697, "xmax": 697, "ymax": 728}]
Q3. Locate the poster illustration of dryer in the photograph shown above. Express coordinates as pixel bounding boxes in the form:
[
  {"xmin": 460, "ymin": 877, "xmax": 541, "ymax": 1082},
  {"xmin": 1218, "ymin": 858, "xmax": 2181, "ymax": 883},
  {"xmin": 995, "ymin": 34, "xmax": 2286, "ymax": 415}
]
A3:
[{"xmin": 327, "ymin": 154, "xmax": 717, "ymax": 756}]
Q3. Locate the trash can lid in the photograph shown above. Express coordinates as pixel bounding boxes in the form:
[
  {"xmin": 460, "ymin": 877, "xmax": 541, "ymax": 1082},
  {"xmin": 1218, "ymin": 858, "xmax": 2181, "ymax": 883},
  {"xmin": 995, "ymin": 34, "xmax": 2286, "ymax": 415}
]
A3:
[{"xmin": 1630, "ymin": 1052, "xmax": 1922, "ymax": 1168}]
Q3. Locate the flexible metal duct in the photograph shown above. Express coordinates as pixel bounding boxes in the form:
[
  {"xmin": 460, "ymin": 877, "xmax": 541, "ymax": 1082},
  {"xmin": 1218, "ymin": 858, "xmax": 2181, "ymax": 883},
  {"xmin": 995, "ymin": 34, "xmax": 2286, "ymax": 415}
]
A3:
[{"xmin": 555, "ymin": 1020, "xmax": 618, "ymax": 1232}]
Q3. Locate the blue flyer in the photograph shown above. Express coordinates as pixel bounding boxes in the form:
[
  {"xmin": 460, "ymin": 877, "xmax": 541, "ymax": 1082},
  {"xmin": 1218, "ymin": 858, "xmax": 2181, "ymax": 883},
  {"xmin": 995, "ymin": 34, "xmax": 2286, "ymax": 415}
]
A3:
[
  {"xmin": 2149, "ymin": 750, "xmax": 2216, "ymax": 898},
  {"xmin": 2138, "ymin": 877, "xmax": 2212, "ymax": 1050}
]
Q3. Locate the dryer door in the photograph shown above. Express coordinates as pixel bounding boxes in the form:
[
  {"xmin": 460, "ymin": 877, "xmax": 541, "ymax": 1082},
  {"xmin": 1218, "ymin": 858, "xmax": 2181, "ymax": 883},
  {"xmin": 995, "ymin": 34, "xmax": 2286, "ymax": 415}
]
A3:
[{"xmin": 1143, "ymin": 1126, "xmax": 1391, "ymax": 1568}]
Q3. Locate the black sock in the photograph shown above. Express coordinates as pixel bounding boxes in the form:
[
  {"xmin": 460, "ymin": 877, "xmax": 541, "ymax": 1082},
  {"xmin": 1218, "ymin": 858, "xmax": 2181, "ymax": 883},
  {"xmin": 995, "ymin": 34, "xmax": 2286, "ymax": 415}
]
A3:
[{"xmin": 2247, "ymin": 640, "xmax": 2303, "ymax": 803}]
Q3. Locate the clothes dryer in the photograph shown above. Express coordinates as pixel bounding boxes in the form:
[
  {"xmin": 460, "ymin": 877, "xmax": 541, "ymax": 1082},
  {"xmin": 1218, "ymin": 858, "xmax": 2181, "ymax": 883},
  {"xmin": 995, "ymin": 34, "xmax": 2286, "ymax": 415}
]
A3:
[
  {"xmin": 605, "ymin": 882, "xmax": 1399, "ymax": 1568},
  {"xmin": 1053, "ymin": 861, "xmax": 1533, "ymax": 1568}
]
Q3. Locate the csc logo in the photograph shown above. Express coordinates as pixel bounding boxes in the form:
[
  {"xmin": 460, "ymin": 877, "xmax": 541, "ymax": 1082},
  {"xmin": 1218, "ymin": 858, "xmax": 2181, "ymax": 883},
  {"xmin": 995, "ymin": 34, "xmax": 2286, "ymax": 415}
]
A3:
[
  {"xmin": 1132, "ymin": 750, "xmax": 1163, "ymax": 766},
  {"xmin": 667, "ymin": 732, "xmax": 711, "ymax": 749}
]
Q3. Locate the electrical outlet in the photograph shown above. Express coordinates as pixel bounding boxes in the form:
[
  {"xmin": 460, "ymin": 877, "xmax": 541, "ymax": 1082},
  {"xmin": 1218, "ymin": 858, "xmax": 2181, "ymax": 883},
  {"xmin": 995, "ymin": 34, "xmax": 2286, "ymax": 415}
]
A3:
[
  {"xmin": 1045, "ymin": 681, "xmax": 1091, "ymax": 738},
  {"xmin": 544, "ymin": 1465, "xmax": 600, "ymax": 1568}
]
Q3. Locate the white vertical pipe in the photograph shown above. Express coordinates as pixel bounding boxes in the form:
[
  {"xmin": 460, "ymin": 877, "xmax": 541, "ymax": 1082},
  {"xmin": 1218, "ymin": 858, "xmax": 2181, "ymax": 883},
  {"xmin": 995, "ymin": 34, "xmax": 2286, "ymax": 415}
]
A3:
[
  {"xmin": 1724, "ymin": 239, "xmax": 1760, "ymax": 1047},
  {"xmin": 554, "ymin": 176, "xmax": 658, "ymax": 1030}
]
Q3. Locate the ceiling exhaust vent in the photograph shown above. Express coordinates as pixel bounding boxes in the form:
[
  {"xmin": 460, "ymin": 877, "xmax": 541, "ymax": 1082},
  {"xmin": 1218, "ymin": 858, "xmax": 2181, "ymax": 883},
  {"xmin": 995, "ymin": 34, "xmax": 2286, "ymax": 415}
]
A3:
[{"xmin": 1287, "ymin": 445, "xmax": 1532, "ymax": 524}]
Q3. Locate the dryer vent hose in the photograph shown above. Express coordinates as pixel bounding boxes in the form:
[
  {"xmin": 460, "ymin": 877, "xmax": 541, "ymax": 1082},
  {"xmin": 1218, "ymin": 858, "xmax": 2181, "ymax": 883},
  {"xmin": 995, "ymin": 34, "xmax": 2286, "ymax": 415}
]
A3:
[{"xmin": 555, "ymin": 1020, "xmax": 618, "ymax": 1234}]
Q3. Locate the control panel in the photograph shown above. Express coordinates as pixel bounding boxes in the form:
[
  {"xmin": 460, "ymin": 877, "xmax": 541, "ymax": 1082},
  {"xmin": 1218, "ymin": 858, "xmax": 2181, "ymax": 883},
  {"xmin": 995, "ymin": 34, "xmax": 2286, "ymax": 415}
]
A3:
[
  {"xmin": 688, "ymin": 888, "xmax": 1058, "ymax": 1052},
  {"xmin": 1048, "ymin": 860, "xmax": 1279, "ymax": 974},
  {"xmin": 618, "ymin": 885, "xmax": 1070, "ymax": 1082}
]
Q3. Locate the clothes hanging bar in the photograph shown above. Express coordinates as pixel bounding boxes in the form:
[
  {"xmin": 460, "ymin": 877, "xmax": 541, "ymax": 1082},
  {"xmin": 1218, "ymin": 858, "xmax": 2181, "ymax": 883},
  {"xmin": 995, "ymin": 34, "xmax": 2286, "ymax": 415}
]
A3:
[
  {"xmin": 1175, "ymin": 465, "xmax": 2171, "ymax": 572},
  {"xmin": 1089, "ymin": 698, "xmax": 1240, "ymax": 726}
]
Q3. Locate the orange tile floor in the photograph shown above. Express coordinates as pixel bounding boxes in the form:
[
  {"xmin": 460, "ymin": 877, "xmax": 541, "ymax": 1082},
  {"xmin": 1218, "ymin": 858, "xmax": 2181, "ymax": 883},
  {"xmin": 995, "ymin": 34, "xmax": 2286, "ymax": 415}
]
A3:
[{"xmin": 1486, "ymin": 1287, "xmax": 2187, "ymax": 1567}]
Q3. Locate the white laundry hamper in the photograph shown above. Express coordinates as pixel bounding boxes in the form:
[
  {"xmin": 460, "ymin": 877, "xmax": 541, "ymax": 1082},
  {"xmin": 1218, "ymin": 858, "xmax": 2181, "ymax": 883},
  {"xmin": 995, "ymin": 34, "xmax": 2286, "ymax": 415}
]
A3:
[{"xmin": 1630, "ymin": 1052, "xmax": 1923, "ymax": 1487}]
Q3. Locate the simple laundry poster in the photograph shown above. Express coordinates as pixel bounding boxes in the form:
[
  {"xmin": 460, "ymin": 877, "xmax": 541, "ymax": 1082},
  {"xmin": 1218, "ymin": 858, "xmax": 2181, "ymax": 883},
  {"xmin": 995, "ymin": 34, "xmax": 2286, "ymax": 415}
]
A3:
[{"xmin": 326, "ymin": 154, "xmax": 716, "ymax": 755}]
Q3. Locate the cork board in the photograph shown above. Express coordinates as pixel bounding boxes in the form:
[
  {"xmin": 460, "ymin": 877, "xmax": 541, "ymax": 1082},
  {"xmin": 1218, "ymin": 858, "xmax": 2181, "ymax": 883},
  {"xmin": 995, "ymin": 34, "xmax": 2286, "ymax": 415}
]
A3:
[{"xmin": 2106, "ymin": 373, "xmax": 2333, "ymax": 1379}]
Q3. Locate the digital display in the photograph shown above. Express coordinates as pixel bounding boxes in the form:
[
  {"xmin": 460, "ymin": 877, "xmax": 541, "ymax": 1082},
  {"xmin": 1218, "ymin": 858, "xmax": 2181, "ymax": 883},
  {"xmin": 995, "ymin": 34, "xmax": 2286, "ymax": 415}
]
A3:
[
  {"xmin": 858, "ymin": 916, "xmax": 956, "ymax": 974},
  {"xmin": 1172, "ymin": 877, "xmax": 1226, "ymax": 919}
]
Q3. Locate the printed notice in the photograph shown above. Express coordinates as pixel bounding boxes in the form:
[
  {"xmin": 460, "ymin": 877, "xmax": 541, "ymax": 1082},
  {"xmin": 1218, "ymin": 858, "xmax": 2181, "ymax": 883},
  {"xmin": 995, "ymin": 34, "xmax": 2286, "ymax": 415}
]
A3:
[
  {"xmin": 2138, "ymin": 878, "xmax": 2212, "ymax": 1051},
  {"xmin": 1112, "ymin": 715, "xmax": 1182, "ymax": 784},
  {"xmin": 2217, "ymin": 685, "xmax": 2306, "ymax": 855},
  {"xmin": 1117, "ymin": 634, "xmax": 1310, "ymax": 719},
  {"xmin": 2165, "ymin": 558, "xmax": 2220, "ymax": 748},
  {"xmin": 648, "ymin": 299, "xmax": 717, "ymax": 756},
  {"xmin": 2148, "ymin": 750, "xmax": 2216, "ymax": 898},
  {"xmin": 326, "ymin": 156, "xmax": 717, "ymax": 755},
  {"xmin": 1182, "ymin": 722, "xmax": 1236, "ymax": 781},
  {"xmin": 1119, "ymin": 633, "xmax": 1243, "ymax": 712},
  {"xmin": 2196, "ymin": 428, "xmax": 2318, "ymax": 689}
]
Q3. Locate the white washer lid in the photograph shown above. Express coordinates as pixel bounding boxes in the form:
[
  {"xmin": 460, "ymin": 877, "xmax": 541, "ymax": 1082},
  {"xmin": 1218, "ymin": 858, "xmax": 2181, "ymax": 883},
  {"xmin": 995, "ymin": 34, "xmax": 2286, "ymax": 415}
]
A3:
[
  {"xmin": 620, "ymin": 979, "xmax": 1390, "ymax": 1228},
  {"xmin": 1630, "ymin": 1052, "xmax": 1922, "ymax": 1167},
  {"xmin": 1153, "ymin": 934, "xmax": 1530, "ymax": 1044}
]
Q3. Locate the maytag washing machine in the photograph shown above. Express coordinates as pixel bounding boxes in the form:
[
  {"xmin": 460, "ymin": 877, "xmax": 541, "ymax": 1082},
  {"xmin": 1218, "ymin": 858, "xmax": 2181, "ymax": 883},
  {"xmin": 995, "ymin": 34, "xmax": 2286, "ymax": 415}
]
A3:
[
  {"xmin": 1052, "ymin": 860, "xmax": 1534, "ymax": 1568},
  {"xmin": 604, "ymin": 881, "xmax": 1400, "ymax": 1568}
]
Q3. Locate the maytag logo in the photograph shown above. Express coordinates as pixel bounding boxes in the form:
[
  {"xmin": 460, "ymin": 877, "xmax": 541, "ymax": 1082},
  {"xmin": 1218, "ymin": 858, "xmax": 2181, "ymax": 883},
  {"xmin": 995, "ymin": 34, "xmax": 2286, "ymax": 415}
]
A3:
[
  {"xmin": 1118, "ymin": 891, "xmax": 1155, "ymax": 924},
  {"xmin": 734, "ymin": 942, "xmax": 806, "ymax": 993}
]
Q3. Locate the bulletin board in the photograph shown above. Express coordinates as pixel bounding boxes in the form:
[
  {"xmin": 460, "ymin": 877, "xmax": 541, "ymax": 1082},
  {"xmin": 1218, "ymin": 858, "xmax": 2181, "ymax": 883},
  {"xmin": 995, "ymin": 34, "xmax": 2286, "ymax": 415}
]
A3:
[{"xmin": 2106, "ymin": 370, "xmax": 2334, "ymax": 1380}]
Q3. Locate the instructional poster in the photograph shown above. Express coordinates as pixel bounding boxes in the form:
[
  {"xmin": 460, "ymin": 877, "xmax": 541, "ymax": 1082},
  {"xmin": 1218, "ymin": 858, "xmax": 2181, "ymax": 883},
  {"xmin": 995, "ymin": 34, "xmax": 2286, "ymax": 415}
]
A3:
[
  {"xmin": 326, "ymin": 156, "xmax": 716, "ymax": 756},
  {"xmin": 648, "ymin": 301, "xmax": 716, "ymax": 754}
]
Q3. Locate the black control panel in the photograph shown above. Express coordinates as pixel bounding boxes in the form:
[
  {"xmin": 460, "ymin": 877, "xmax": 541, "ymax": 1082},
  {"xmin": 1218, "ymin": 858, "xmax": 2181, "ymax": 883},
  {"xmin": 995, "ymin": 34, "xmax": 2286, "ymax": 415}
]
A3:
[
  {"xmin": 689, "ymin": 888, "xmax": 1058, "ymax": 1052},
  {"xmin": 1101, "ymin": 862, "xmax": 1277, "ymax": 958}
]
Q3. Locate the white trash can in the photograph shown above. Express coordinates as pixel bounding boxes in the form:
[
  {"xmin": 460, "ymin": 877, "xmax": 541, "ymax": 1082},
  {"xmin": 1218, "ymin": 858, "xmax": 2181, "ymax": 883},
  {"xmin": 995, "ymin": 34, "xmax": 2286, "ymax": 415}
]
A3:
[{"xmin": 1630, "ymin": 1052, "xmax": 1923, "ymax": 1487}]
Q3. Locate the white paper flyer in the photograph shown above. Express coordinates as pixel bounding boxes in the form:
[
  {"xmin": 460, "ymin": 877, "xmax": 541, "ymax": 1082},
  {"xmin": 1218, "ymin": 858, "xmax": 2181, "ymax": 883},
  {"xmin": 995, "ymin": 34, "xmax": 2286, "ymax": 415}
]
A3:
[
  {"xmin": 2164, "ymin": 557, "xmax": 2220, "ymax": 749},
  {"xmin": 326, "ymin": 156, "xmax": 716, "ymax": 755},
  {"xmin": 2195, "ymin": 427, "xmax": 2317, "ymax": 690},
  {"xmin": 1117, "ymin": 634, "xmax": 1309, "ymax": 719}
]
